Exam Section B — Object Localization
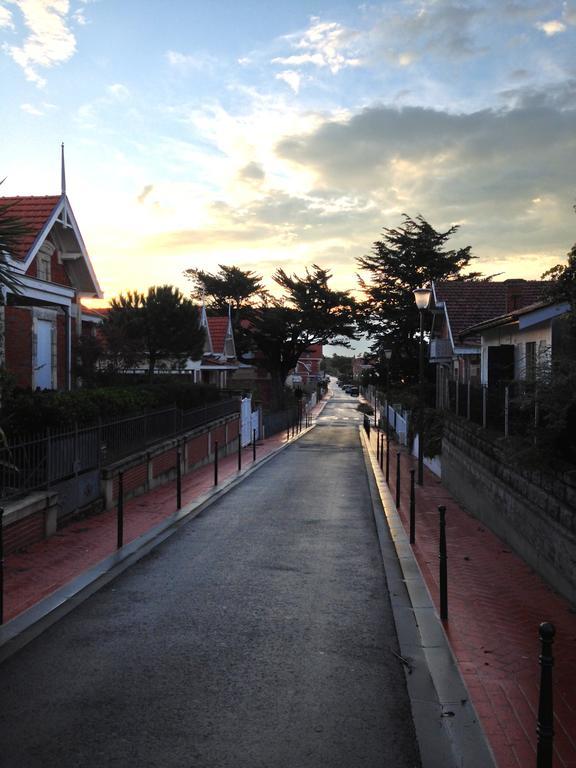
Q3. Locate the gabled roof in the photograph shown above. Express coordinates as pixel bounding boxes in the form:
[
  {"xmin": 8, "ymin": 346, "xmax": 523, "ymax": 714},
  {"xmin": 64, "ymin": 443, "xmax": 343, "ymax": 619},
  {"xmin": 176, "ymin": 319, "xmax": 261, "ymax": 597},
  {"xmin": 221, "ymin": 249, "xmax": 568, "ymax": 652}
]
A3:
[
  {"xmin": 207, "ymin": 317, "xmax": 230, "ymax": 355},
  {"xmin": 461, "ymin": 297, "xmax": 571, "ymax": 336},
  {"xmin": 0, "ymin": 194, "xmax": 102, "ymax": 297},
  {"xmin": 433, "ymin": 279, "xmax": 549, "ymax": 346},
  {"xmin": 1, "ymin": 196, "xmax": 61, "ymax": 261}
]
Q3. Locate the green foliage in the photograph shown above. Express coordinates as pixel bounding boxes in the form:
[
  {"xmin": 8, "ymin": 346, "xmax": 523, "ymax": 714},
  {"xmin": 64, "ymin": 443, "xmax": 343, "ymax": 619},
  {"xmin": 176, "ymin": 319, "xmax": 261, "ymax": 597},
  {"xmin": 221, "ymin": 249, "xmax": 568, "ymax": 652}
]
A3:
[
  {"xmin": 101, "ymin": 285, "xmax": 205, "ymax": 375},
  {"xmin": 0, "ymin": 187, "xmax": 28, "ymax": 299},
  {"xmin": 357, "ymin": 215, "xmax": 481, "ymax": 383},
  {"xmin": 356, "ymin": 402, "xmax": 374, "ymax": 415},
  {"xmin": 324, "ymin": 353, "xmax": 354, "ymax": 378},
  {"xmin": 0, "ymin": 378, "xmax": 223, "ymax": 436}
]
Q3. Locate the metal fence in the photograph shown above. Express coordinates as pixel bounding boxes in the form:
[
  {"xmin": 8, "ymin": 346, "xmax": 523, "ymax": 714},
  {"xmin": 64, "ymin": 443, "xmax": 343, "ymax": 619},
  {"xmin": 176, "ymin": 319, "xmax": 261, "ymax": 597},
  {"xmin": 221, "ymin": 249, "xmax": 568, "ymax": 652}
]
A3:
[{"xmin": 0, "ymin": 399, "xmax": 240, "ymax": 501}]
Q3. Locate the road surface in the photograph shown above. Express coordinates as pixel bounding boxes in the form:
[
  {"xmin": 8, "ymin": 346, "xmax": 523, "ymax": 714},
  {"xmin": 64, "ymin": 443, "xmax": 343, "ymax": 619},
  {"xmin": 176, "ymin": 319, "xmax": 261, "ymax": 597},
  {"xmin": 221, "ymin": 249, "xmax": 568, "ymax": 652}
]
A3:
[{"xmin": 0, "ymin": 385, "xmax": 421, "ymax": 767}]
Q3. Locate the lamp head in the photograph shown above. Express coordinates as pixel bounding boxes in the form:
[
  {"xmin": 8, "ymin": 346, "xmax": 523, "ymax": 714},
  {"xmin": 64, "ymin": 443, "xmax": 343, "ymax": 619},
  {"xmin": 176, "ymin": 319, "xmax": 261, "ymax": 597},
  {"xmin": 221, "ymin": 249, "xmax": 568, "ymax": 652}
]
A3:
[{"xmin": 413, "ymin": 286, "xmax": 432, "ymax": 310}]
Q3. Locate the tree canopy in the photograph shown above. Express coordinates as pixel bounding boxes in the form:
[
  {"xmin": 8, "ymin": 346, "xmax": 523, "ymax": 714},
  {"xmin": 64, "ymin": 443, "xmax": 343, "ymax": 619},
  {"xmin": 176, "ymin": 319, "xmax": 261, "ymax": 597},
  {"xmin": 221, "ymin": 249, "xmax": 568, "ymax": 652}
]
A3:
[
  {"xmin": 101, "ymin": 285, "xmax": 205, "ymax": 375},
  {"xmin": 249, "ymin": 265, "xmax": 357, "ymax": 400},
  {"xmin": 357, "ymin": 214, "xmax": 481, "ymax": 381},
  {"xmin": 185, "ymin": 264, "xmax": 268, "ymax": 315}
]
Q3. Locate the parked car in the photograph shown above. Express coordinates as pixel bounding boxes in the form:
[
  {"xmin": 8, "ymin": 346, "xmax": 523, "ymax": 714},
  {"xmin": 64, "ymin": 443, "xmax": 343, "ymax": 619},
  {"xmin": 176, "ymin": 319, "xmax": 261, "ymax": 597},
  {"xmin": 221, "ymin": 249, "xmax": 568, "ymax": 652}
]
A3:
[{"xmin": 348, "ymin": 387, "xmax": 359, "ymax": 396}]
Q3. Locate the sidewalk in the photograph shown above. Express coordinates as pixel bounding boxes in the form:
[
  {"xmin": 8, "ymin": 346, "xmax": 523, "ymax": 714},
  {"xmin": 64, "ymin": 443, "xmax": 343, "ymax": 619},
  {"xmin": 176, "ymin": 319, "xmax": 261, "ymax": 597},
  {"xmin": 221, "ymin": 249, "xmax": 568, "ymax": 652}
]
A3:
[
  {"xmin": 365, "ymin": 427, "xmax": 576, "ymax": 768},
  {"xmin": 2, "ymin": 401, "xmax": 327, "ymax": 625}
]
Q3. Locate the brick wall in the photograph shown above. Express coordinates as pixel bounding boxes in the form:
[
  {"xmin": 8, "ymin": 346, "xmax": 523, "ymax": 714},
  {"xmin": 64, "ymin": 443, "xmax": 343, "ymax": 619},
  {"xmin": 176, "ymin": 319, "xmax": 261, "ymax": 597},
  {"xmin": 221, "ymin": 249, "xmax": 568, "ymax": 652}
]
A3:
[
  {"xmin": 4, "ymin": 306, "xmax": 32, "ymax": 388},
  {"xmin": 442, "ymin": 415, "xmax": 576, "ymax": 603},
  {"xmin": 3, "ymin": 511, "xmax": 44, "ymax": 555}
]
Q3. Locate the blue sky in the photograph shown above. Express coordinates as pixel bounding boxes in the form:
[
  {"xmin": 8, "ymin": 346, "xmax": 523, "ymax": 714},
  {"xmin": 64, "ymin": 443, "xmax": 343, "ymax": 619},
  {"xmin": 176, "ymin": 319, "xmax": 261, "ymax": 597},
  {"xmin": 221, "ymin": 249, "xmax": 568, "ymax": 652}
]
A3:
[{"xmin": 1, "ymin": 0, "xmax": 576, "ymax": 320}]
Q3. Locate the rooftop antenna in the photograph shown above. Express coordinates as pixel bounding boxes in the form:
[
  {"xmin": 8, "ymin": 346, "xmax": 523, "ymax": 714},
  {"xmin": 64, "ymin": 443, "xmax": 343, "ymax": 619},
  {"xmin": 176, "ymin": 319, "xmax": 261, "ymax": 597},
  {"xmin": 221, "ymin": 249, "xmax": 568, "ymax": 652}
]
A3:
[{"xmin": 61, "ymin": 142, "xmax": 68, "ymax": 227}]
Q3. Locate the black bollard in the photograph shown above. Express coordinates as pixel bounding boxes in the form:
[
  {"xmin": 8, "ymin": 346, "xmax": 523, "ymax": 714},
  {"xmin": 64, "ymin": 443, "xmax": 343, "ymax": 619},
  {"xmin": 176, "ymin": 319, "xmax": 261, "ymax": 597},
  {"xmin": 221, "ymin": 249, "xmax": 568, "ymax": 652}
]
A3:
[
  {"xmin": 117, "ymin": 472, "xmax": 124, "ymax": 549},
  {"xmin": 176, "ymin": 450, "xmax": 182, "ymax": 509},
  {"xmin": 379, "ymin": 432, "xmax": 384, "ymax": 471},
  {"xmin": 439, "ymin": 505, "xmax": 448, "ymax": 621},
  {"xmin": 385, "ymin": 433, "xmax": 390, "ymax": 484},
  {"xmin": 253, "ymin": 429, "xmax": 257, "ymax": 462},
  {"xmin": 214, "ymin": 441, "xmax": 219, "ymax": 486},
  {"xmin": 410, "ymin": 469, "xmax": 416, "ymax": 545},
  {"xmin": 287, "ymin": 419, "xmax": 290, "ymax": 442},
  {"xmin": 537, "ymin": 622, "xmax": 556, "ymax": 768},
  {"xmin": 238, "ymin": 433, "xmax": 242, "ymax": 471},
  {"xmin": 0, "ymin": 506, "xmax": 4, "ymax": 625},
  {"xmin": 376, "ymin": 428, "xmax": 380, "ymax": 462},
  {"xmin": 395, "ymin": 452, "xmax": 401, "ymax": 508}
]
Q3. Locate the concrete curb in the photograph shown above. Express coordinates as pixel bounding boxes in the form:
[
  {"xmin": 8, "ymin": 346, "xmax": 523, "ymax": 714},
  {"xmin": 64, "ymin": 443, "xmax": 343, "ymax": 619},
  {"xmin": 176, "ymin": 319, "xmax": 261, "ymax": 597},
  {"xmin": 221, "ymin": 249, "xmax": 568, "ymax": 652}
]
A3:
[
  {"xmin": 360, "ymin": 428, "xmax": 497, "ymax": 768},
  {"xmin": 0, "ymin": 422, "xmax": 316, "ymax": 664}
]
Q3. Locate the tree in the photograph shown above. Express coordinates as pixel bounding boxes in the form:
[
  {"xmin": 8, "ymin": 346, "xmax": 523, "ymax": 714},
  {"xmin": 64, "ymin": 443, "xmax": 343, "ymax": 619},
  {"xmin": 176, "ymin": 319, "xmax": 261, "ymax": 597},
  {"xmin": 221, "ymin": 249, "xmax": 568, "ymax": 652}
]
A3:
[
  {"xmin": 101, "ymin": 285, "xmax": 205, "ymax": 375},
  {"xmin": 0, "ymin": 194, "xmax": 27, "ymax": 300},
  {"xmin": 185, "ymin": 264, "xmax": 269, "ymax": 359},
  {"xmin": 357, "ymin": 215, "xmax": 482, "ymax": 382},
  {"xmin": 249, "ymin": 265, "xmax": 357, "ymax": 402}
]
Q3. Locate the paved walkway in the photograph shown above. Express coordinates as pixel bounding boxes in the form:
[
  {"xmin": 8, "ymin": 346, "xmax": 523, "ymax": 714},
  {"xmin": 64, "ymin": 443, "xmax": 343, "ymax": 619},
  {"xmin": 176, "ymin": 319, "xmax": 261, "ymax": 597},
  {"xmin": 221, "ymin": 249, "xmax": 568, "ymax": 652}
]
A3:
[
  {"xmin": 364, "ymin": 421, "xmax": 576, "ymax": 768},
  {"xmin": 2, "ymin": 409, "xmax": 318, "ymax": 623}
]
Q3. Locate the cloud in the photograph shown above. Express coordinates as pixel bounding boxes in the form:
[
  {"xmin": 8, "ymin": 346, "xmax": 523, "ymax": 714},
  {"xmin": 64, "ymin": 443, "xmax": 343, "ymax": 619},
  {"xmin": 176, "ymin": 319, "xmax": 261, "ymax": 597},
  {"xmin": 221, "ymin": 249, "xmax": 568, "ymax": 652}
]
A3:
[
  {"xmin": 238, "ymin": 161, "xmax": 265, "ymax": 183},
  {"xmin": 273, "ymin": 18, "xmax": 362, "ymax": 74},
  {"xmin": 0, "ymin": 4, "xmax": 13, "ymax": 28},
  {"xmin": 165, "ymin": 49, "xmax": 218, "ymax": 72},
  {"xmin": 20, "ymin": 101, "xmax": 43, "ymax": 115},
  {"xmin": 535, "ymin": 19, "xmax": 567, "ymax": 34},
  {"xmin": 137, "ymin": 184, "xmax": 154, "ymax": 204},
  {"xmin": 2, "ymin": 0, "xmax": 77, "ymax": 87},
  {"xmin": 275, "ymin": 70, "xmax": 301, "ymax": 94},
  {"xmin": 275, "ymin": 99, "xmax": 576, "ymax": 264},
  {"xmin": 107, "ymin": 83, "xmax": 130, "ymax": 100}
]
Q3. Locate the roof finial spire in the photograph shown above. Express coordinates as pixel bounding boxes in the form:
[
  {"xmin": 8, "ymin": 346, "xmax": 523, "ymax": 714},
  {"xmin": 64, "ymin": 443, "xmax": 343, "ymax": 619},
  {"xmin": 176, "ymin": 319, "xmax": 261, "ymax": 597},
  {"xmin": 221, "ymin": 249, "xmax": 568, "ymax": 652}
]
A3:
[{"xmin": 61, "ymin": 142, "xmax": 66, "ymax": 196}]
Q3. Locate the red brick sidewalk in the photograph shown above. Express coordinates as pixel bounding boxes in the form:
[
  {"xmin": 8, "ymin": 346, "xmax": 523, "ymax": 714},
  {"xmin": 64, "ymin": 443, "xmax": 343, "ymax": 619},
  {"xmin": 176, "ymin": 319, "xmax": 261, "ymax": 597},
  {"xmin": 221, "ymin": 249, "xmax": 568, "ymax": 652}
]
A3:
[
  {"xmin": 2, "ymin": 400, "xmax": 328, "ymax": 624},
  {"xmin": 368, "ymin": 430, "xmax": 576, "ymax": 768}
]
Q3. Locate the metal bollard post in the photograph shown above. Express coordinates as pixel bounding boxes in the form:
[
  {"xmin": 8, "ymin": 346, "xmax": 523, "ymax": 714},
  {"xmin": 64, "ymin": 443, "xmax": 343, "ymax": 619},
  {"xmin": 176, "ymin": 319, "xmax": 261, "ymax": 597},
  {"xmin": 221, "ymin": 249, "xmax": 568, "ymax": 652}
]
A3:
[
  {"xmin": 214, "ymin": 441, "xmax": 219, "ymax": 486},
  {"xmin": 238, "ymin": 433, "xmax": 242, "ymax": 471},
  {"xmin": 176, "ymin": 450, "xmax": 182, "ymax": 509},
  {"xmin": 385, "ymin": 433, "xmax": 390, "ymax": 484},
  {"xmin": 395, "ymin": 452, "xmax": 401, "ymax": 508},
  {"xmin": 537, "ymin": 622, "xmax": 556, "ymax": 768},
  {"xmin": 0, "ymin": 506, "xmax": 4, "ymax": 625},
  {"xmin": 376, "ymin": 428, "xmax": 380, "ymax": 462},
  {"xmin": 379, "ymin": 432, "xmax": 384, "ymax": 471},
  {"xmin": 439, "ymin": 505, "xmax": 448, "ymax": 621},
  {"xmin": 410, "ymin": 469, "xmax": 416, "ymax": 545},
  {"xmin": 117, "ymin": 472, "xmax": 124, "ymax": 549},
  {"xmin": 287, "ymin": 419, "xmax": 290, "ymax": 442},
  {"xmin": 253, "ymin": 429, "xmax": 257, "ymax": 462}
]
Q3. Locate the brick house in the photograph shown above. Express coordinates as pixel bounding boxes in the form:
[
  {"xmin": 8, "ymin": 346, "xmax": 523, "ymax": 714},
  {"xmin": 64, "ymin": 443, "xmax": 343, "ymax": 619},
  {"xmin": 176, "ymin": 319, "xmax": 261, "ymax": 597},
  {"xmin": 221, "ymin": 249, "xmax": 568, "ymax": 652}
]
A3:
[{"xmin": 0, "ymin": 193, "xmax": 103, "ymax": 390}]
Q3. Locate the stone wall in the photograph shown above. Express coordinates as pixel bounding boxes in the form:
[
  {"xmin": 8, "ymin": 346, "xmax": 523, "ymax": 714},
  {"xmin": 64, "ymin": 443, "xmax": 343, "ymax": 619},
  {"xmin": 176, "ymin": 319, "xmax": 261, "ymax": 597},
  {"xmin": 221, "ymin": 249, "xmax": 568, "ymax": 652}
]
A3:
[{"xmin": 442, "ymin": 415, "xmax": 576, "ymax": 605}]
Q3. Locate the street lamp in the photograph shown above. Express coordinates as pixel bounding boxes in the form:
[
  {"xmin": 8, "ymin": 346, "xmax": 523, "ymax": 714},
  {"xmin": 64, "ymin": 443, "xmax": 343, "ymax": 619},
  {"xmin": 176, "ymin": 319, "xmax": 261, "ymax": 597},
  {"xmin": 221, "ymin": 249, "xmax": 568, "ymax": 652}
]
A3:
[{"xmin": 413, "ymin": 286, "xmax": 432, "ymax": 485}]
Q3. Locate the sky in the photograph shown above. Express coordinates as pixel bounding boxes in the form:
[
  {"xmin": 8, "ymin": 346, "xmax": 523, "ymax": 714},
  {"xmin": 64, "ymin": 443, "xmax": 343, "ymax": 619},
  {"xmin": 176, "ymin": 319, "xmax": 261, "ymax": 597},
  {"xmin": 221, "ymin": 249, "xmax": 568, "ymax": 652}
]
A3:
[{"xmin": 1, "ymin": 0, "xmax": 576, "ymax": 331}]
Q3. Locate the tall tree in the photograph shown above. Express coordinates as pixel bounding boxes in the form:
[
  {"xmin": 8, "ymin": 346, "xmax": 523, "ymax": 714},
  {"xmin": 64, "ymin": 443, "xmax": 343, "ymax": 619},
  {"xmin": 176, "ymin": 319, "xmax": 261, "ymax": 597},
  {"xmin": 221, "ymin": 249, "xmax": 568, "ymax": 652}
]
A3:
[
  {"xmin": 357, "ymin": 214, "xmax": 481, "ymax": 380},
  {"xmin": 185, "ymin": 264, "xmax": 268, "ymax": 314},
  {"xmin": 102, "ymin": 286, "xmax": 205, "ymax": 375},
  {"xmin": 185, "ymin": 264, "xmax": 268, "ymax": 359},
  {"xmin": 249, "ymin": 265, "xmax": 357, "ymax": 401}
]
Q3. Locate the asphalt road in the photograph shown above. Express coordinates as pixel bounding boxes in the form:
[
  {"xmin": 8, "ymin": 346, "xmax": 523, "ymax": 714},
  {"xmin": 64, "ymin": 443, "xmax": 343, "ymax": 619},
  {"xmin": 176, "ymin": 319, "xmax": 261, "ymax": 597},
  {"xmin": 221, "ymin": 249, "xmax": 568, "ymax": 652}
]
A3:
[{"xmin": 0, "ymin": 387, "xmax": 421, "ymax": 768}]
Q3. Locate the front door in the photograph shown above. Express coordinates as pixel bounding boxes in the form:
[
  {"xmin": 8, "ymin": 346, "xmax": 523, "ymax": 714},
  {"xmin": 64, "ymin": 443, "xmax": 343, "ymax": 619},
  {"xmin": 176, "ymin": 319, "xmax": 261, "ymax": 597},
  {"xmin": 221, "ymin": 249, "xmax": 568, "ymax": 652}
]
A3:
[{"xmin": 35, "ymin": 319, "xmax": 53, "ymax": 389}]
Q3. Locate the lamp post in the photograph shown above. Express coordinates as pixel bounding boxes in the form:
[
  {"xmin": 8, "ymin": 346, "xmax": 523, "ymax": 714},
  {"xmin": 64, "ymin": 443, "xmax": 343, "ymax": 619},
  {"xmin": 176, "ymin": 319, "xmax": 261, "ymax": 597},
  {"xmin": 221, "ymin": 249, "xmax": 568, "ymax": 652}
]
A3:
[{"xmin": 413, "ymin": 286, "xmax": 432, "ymax": 486}]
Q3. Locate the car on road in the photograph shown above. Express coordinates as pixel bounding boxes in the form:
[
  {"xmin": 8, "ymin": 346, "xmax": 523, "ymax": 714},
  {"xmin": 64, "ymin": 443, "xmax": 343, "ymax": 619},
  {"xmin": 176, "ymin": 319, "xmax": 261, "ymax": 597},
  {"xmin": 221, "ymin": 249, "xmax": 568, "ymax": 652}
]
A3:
[{"xmin": 347, "ymin": 387, "xmax": 359, "ymax": 396}]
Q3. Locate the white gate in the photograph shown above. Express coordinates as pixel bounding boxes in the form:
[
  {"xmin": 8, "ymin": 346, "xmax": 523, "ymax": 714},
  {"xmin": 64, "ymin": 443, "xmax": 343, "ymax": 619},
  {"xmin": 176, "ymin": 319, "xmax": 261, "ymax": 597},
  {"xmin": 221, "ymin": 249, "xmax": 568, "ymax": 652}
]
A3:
[{"xmin": 240, "ymin": 397, "xmax": 253, "ymax": 446}]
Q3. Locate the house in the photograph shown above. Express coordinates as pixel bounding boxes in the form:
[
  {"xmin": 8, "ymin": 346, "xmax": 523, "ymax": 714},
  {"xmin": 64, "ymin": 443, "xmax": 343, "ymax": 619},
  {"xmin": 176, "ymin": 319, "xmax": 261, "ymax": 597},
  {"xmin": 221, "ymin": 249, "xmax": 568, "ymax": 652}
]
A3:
[
  {"xmin": 0, "ymin": 176, "xmax": 103, "ymax": 390},
  {"xmin": 429, "ymin": 279, "xmax": 548, "ymax": 406},
  {"xmin": 196, "ymin": 311, "xmax": 240, "ymax": 387},
  {"xmin": 460, "ymin": 298, "xmax": 572, "ymax": 387},
  {"xmin": 291, "ymin": 343, "xmax": 324, "ymax": 386},
  {"xmin": 352, "ymin": 355, "xmax": 374, "ymax": 381}
]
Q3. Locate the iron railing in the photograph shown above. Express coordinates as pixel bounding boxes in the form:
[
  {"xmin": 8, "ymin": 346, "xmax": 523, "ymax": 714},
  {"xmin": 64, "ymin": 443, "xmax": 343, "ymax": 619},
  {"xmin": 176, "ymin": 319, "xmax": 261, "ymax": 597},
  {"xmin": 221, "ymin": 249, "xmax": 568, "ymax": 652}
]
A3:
[{"xmin": 0, "ymin": 399, "xmax": 240, "ymax": 501}]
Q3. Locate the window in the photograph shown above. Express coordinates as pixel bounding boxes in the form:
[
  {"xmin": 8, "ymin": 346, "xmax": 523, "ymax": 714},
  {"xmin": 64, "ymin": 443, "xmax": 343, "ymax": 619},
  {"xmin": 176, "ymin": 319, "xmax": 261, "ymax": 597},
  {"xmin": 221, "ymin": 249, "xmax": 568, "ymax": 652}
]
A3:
[{"xmin": 37, "ymin": 252, "xmax": 51, "ymax": 281}]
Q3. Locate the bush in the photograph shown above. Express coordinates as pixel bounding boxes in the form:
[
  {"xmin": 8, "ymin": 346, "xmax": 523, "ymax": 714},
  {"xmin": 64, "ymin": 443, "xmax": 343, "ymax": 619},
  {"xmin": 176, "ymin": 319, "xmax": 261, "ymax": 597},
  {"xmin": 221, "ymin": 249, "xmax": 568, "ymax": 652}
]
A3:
[
  {"xmin": 357, "ymin": 402, "xmax": 374, "ymax": 415},
  {"xmin": 0, "ymin": 377, "xmax": 224, "ymax": 437}
]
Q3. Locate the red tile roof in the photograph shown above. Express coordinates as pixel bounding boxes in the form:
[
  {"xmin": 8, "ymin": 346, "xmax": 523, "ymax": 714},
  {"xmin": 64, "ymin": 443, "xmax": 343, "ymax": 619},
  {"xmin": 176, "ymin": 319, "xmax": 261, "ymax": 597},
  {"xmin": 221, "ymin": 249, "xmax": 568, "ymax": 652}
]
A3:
[
  {"xmin": 0, "ymin": 195, "xmax": 61, "ymax": 261},
  {"xmin": 207, "ymin": 317, "xmax": 230, "ymax": 354},
  {"xmin": 434, "ymin": 279, "xmax": 549, "ymax": 344}
]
